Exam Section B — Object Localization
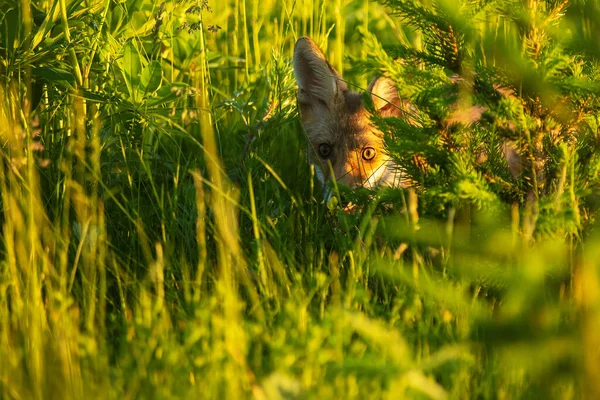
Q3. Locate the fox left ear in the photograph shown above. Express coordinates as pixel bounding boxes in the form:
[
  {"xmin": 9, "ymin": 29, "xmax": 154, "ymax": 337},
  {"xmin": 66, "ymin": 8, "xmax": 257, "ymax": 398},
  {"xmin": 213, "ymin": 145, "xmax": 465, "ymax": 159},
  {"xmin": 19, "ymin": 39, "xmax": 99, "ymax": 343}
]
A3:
[
  {"xmin": 368, "ymin": 76, "xmax": 401, "ymax": 114},
  {"xmin": 293, "ymin": 37, "xmax": 346, "ymax": 112}
]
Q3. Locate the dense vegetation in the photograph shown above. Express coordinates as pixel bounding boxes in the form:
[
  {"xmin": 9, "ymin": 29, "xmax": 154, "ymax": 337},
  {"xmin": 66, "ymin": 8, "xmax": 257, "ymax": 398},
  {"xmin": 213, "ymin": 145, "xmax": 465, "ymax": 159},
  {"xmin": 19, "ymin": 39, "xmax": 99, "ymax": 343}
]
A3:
[{"xmin": 1, "ymin": 0, "xmax": 599, "ymax": 398}]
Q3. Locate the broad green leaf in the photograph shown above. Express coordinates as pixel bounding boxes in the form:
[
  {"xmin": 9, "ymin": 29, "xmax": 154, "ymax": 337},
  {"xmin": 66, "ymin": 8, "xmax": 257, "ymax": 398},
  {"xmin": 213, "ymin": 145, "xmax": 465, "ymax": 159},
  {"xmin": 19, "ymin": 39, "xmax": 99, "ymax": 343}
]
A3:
[
  {"xmin": 32, "ymin": 66, "xmax": 75, "ymax": 84},
  {"xmin": 122, "ymin": 11, "xmax": 153, "ymax": 39},
  {"xmin": 120, "ymin": 41, "xmax": 141, "ymax": 97},
  {"xmin": 141, "ymin": 61, "xmax": 162, "ymax": 94},
  {"xmin": 4, "ymin": 8, "xmax": 20, "ymax": 52},
  {"xmin": 109, "ymin": 5, "xmax": 124, "ymax": 34},
  {"xmin": 172, "ymin": 36, "xmax": 192, "ymax": 64},
  {"xmin": 130, "ymin": 11, "xmax": 148, "ymax": 32}
]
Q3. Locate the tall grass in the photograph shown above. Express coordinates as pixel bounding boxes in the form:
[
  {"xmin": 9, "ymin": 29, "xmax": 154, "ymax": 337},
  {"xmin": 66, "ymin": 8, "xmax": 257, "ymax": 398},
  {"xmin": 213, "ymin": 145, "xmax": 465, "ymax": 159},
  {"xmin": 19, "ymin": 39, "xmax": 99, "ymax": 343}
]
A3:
[{"xmin": 0, "ymin": 0, "xmax": 599, "ymax": 398}]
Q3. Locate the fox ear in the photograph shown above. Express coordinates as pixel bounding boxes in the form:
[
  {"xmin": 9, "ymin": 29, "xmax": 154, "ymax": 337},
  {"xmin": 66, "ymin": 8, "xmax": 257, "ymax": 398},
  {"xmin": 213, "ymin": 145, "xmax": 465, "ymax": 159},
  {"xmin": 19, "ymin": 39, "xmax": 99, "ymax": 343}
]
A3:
[
  {"xmin": 368, "ymin": 76, "xmax": 401, "ymax": 113},
  {"xmin": 293, "ymin": 37, "xmax": 346, "ymax": 112},
  {"xmin": 368, "ymin": 76, "xmax": 420, "ymax": 125}
]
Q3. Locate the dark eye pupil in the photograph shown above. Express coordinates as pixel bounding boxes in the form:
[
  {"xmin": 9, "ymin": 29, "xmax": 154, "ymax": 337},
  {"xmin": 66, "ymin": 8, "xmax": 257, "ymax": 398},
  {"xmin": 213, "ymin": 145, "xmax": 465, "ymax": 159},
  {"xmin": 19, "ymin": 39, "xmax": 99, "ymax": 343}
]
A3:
[
  {"xmin": 319, "ymin": 143, "xmax": 332, "ymax": 158},
  {"xmin": 363, "ymin": 147, "xmax": 376, "ymax": 160}
]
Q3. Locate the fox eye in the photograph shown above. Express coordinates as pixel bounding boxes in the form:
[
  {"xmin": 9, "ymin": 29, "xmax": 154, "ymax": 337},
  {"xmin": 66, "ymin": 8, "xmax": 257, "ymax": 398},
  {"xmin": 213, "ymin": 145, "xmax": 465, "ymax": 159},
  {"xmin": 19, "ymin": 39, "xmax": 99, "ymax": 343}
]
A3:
[
  {"xmin": 362, "ymin": 147, "xmax": 376, "ymax": 161},
  {"xmin": 318, "ymin": 143, "xmax": 332, "ymax": 158}
]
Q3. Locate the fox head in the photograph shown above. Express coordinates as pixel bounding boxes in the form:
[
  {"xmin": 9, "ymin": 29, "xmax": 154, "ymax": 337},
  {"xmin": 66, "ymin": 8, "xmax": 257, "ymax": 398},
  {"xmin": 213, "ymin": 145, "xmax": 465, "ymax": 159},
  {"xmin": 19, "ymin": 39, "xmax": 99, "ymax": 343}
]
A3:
[{"xmin": 293, "ymin": 37, "xmax": 408, "ymax": 196}]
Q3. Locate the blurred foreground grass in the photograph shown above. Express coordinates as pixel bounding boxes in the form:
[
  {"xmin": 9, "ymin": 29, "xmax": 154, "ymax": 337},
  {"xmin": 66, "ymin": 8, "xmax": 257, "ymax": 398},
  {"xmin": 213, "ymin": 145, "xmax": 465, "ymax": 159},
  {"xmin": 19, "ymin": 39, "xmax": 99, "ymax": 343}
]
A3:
[{"xmin": 1, "ymin": 0, "xmax": 600, "ymax": 398}]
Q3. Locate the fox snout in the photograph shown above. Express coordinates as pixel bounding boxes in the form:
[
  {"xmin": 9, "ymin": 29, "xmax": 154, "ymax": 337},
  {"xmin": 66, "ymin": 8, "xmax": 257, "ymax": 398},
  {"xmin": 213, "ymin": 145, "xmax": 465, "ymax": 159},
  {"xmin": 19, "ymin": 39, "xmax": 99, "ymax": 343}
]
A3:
[{"xmin": 292, "ymin": 37, "xmax": 409, "ymax": 196}]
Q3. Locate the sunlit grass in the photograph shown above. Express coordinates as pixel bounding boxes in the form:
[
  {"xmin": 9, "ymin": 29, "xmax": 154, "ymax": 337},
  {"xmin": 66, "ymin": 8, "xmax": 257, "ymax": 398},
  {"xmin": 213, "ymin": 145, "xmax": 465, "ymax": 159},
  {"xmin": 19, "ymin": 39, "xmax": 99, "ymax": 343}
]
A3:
[{"xmin": 0, "ymin": 0, "xmax": 599, "ymax": 398}]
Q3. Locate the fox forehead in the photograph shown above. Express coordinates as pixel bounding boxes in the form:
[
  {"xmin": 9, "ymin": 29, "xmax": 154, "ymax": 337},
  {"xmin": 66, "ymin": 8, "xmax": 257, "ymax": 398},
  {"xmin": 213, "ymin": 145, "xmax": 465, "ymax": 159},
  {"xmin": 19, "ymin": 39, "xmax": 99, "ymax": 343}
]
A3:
[{"xmin": 303, "ymin": 90, "xmax": 381, "ymax": 150}]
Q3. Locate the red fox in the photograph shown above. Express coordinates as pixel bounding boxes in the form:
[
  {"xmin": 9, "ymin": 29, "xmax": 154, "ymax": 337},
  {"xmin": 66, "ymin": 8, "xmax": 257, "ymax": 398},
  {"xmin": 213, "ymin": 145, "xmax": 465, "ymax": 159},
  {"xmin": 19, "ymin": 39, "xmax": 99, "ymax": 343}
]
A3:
[
  {"xmin": 293, "ymin": 37, "xmax": 522, "ymax": 200},
  {"xmin": 293, "ymin": 37, "xmax": 410, "ymax": 198}
]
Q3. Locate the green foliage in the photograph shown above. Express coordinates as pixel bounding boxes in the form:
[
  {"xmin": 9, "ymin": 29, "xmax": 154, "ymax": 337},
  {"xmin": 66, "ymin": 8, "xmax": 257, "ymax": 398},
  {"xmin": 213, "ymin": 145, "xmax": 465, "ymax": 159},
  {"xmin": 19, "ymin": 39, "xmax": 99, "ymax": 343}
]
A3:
[
  {"xmin": 0, "ymin": 0, "xmax": 599, "ymax": 399},
  {"xmin": 360, "ymin": 0, "xmax": 600, "ymax": 240}
]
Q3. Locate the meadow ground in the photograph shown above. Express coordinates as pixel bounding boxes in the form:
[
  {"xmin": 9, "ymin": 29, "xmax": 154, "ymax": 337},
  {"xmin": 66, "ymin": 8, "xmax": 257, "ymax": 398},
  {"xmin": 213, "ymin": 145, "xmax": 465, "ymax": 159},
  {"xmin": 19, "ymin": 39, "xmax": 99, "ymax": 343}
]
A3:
[{"xmin": 1, "ymin": 0, "xmax": 600, "ymax": 398}]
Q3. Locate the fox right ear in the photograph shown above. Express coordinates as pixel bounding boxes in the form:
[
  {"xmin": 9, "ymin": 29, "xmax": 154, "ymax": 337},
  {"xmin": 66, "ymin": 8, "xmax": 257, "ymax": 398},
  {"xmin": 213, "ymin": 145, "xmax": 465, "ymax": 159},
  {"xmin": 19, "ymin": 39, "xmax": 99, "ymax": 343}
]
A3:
[
  {"xmin": 368, "ymin": 76, "xmax": 401, "ymax": 113},
  {"xmin": 293, "ymin": 37, "xmax": 346, "ymax": 113},
  {"xmin": 368, "ymin": 76, "xmax": 421, "ymax": 126}
]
